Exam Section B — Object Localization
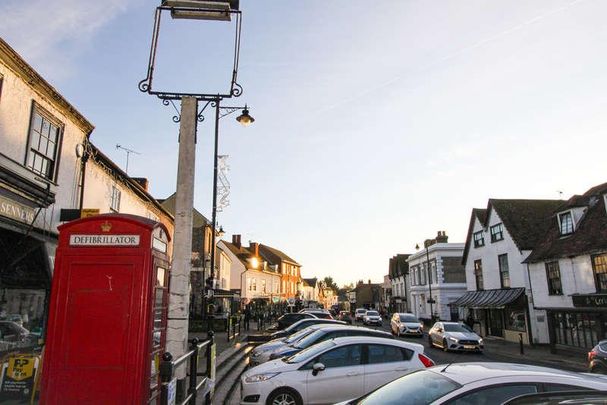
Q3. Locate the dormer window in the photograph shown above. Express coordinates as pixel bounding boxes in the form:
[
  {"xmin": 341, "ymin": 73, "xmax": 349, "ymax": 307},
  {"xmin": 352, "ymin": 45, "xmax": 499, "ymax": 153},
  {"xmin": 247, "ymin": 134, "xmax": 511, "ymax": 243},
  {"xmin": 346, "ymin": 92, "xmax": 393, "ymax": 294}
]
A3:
[
  {"xmin": 490, "ymin": 223, "xmax": 504, "ymax": 242},
  {"xmin": 473, "ymin": 231, "xmax": 485, "ymax": 248},
  {"xmin": 558, "ymin": 211, "xmax": 574, "ymax": 236}
]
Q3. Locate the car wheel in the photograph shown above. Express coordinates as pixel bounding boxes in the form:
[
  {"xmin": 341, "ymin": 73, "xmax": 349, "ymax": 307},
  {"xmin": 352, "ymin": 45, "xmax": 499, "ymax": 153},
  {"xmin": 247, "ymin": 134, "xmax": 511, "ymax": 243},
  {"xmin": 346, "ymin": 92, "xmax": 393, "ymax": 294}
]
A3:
[
  {"xmin": 443, "ymin": 338, "xmax": 449, "ymax": 352},
  {"xmin": 267, "ymin": 388, "xmax": 302, "ymax": 405}
]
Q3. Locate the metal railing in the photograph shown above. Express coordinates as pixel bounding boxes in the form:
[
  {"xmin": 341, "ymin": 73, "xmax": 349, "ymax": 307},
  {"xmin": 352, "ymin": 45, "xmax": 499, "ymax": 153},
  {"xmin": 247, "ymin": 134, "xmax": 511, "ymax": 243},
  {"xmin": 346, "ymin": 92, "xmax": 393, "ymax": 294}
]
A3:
[
  {"xmin": 227, "ymin": 317, "xmax": 241, "ymax": 342},
  {"xmin": 160, "ymin": 332, "xmax": 215, "ymax": 405}
]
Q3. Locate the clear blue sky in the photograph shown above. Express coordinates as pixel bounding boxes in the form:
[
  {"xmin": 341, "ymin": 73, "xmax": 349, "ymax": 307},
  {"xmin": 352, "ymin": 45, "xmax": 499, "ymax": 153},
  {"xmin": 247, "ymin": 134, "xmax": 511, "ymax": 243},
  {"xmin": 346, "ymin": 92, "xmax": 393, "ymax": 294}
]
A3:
[{"xmin": 2, "ymin": 0, "xmax": 606, "ymax": 285}]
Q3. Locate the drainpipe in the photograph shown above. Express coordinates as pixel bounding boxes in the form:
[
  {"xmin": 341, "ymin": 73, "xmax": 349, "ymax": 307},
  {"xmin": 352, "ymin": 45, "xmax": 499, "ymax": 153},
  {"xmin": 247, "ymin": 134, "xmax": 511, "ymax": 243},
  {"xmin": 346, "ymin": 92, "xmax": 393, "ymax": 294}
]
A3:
[
  {"xmin": 78, "ymin": 136, "xmax": 92, "ymax": 212},
  {"xmin": 524, "ymin": 263, "xmax": 535, "ymax": 345}
]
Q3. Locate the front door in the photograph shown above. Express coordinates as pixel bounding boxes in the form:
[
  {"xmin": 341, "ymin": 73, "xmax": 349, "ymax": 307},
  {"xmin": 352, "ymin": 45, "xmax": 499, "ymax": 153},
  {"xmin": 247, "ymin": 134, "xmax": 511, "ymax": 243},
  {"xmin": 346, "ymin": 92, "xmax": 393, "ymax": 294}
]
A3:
[
  {"xmin": 488, "ymin": 309, "xmax": 504, "ymax": 337},
  {"xmin": 305, "ymin": 344, "xmax": 364, "ymax": 404}
]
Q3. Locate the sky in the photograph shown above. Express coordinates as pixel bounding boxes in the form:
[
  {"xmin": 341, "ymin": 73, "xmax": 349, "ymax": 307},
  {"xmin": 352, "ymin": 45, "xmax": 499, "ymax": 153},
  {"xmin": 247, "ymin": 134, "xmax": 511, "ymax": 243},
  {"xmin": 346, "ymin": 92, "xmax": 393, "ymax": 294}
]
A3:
[{"xmin": 2, "ymin": 0, "xmax": 606, "ymax": 286}]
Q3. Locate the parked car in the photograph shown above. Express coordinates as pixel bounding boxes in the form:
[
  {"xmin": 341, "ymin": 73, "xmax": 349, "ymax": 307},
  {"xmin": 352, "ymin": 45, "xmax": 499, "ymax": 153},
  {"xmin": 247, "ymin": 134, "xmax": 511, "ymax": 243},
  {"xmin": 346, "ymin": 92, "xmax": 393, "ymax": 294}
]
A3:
[
  {"xmin": 250, "ymin": 324, "xmax": 338, "ymax": 367},
  {"xmin": 266, "ymin": 325, "xmax": 394, "ymax": 363},
  {"xmin": 428, "ymin": 321, "xmax": 484, "ymax": 352},
  {"xmin": 338, "ymin": 311, "xmax": 353, "ymax": 324},
  {"xmin": 267, "ymin": 318, "xmax": 345, "ymax": 341},
  {"xmin": 354, "ymin": 308, "xmax": 367, "ymax": 322},
  {"xmin": 362, "ymin": 310, "xmax": 382, "ymax": 326},
  {"xmin": 241, "ymin": 336, "xmax": 433, "ymax": 405},
  {"xmin": 338, "ymin": 362, "xmax": 607, "ymax": 404},
  {"xmin": 299, "ymin": 309, "xmax": 333, "ymax": 320},
  {"xmin": 588, "ymin": 340, "xmax": 607, "ymax": 374},
  {"xmin": 276, "ymin": 312, "xmax": 317, "ymax": 330},
  {"xmin": 503, "ymin": 390, "xmax": 607, "ymax": 405},
  {"xmin": 391, "ymin": 313, "xmax": 423, "ymax": 337},
  {"xmin": 0, "ymin": 321, "xmax": 31, "ymax": 342}
]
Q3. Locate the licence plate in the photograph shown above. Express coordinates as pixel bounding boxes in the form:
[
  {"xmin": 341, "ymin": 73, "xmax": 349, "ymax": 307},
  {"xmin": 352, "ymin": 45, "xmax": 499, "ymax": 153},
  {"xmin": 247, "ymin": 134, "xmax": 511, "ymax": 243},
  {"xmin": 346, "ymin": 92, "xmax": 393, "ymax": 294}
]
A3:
[{"xmin": 464, "ymin": 345, "xmax": 476, "ymax": 349}]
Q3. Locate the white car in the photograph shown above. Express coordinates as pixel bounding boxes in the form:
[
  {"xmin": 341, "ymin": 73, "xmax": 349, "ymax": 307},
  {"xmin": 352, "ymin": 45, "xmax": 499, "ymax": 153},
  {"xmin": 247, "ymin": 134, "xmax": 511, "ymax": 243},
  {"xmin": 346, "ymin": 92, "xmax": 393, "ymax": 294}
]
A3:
[
  {"xmin": 338, "ymin": 362, "xmax": 607, "ymax": 404},
  {"xmin": 391, "ymin": 313, "xmax": 424, "ymax": 337},
  {"xmin": 240, "ymin": 336, "xmax": 434, "ymax": 405},
  {"xmin": 354, "ymin": 308, "xmax": 367, "ymax": 322},
  {"xmin": 362, "ymin": 310, "xmax": 382, "ymax": 326},
  {"xmin": 428, "ymin": 321, "xmax": 484, "ymax": 352}
]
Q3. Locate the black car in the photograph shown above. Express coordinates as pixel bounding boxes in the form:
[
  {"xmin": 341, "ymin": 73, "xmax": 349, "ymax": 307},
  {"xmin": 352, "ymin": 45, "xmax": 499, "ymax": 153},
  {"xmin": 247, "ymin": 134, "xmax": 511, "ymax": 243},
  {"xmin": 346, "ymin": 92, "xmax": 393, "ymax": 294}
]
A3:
[
  {"xmin": 268, "ymin": 325, "xmax": 394, "ymax": 361},
  {"xmin": 588, "ymin": 340, "xmax": 607, "ymax": 374},
  {"xmin": 276, "ymin": 312, "xmax": 317, "ymax": 330}
]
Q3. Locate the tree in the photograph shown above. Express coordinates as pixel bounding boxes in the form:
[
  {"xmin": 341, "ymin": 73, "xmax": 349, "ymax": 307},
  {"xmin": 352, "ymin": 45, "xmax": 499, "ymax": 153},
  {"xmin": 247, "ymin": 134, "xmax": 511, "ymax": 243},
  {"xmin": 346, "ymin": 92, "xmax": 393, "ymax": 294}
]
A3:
[
  {"xmin": 342, "ymin": 282, "xmax": 354, "ymax": 291},
  {"xmin": 323, "ymin": 276, "xmax": 339, "ymax": 292}
]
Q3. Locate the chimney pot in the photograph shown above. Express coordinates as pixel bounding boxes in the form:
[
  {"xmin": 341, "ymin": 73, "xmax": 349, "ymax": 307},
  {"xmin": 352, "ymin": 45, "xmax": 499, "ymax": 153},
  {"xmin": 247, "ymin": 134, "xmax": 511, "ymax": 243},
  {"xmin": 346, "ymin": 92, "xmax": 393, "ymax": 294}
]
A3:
[{"xmin": 249, "ymin": 242, "xmax": 259, "ymax": 256}]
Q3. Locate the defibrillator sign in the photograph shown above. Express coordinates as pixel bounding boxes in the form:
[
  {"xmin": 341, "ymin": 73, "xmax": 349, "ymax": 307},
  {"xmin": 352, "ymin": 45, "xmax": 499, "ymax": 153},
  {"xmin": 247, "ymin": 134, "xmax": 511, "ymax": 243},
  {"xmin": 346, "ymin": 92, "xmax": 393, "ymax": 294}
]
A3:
[{"xmin": 0, "ymin": 355, "xmax": 39, "ymax": 399}]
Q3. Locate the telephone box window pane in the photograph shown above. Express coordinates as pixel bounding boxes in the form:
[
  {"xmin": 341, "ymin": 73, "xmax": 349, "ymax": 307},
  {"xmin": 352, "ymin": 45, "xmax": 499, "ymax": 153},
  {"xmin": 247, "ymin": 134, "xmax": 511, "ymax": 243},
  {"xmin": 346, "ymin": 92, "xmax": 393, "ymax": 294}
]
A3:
[
  {"xmin": 157, "ymin": 267, "xmax": 166, "ymax": 287},
  {"xmin": 155, "ymin": 287, "xmax": 165, "ymax": 306}
]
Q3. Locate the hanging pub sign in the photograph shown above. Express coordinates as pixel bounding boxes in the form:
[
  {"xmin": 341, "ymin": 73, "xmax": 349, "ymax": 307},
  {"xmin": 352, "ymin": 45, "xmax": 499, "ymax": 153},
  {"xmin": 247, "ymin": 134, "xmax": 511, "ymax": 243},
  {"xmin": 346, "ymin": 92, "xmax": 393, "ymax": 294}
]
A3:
[
  {"xmin": 572, "ymin": 294, "xmax": 607, "ymax": 308},
  {"xmin": 0, "ymin": 354, "xmax": 40, "ymax": 400}
]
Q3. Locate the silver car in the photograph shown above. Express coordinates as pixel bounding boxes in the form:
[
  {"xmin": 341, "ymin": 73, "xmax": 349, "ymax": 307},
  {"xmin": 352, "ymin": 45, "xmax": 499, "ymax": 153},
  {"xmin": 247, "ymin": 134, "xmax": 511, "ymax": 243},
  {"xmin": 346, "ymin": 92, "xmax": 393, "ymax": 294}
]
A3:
[
  {"xmin": 428, "ymin": 321, "xmax": 483, "ymax": 352},
  {"xmin": 391, "ymin": 313, "xmax": 424, "ymax": 337}
]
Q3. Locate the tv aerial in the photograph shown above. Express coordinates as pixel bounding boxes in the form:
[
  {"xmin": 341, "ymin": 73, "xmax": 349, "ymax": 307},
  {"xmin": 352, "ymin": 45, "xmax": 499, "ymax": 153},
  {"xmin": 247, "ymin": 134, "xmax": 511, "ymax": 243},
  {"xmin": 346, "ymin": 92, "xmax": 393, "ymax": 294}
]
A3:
[{"xmin": 116, "ymin": 144, "xmax": 141, "ymax": 175}]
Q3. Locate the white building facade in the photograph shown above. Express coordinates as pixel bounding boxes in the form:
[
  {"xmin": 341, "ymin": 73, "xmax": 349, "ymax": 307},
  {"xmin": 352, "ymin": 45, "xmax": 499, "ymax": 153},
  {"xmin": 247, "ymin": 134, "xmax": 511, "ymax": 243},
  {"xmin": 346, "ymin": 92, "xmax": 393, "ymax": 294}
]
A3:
[{"xmin": 407, "ymin": 235, "xmax": 466, "ymax": 322}]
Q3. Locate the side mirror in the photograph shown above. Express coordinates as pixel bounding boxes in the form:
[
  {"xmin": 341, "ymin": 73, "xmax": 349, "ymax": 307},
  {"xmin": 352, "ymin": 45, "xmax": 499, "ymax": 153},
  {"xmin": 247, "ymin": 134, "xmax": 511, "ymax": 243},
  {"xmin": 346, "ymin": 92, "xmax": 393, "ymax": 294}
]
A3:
[{"xmin": 312, "ymin": 362, "xmax": 325, "ymax": 376}]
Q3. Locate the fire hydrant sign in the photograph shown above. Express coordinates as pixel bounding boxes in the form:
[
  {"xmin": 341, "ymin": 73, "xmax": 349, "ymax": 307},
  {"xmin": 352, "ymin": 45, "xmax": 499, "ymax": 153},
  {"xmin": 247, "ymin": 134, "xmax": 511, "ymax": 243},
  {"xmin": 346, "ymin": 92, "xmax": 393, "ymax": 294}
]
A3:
[{"xmin": 0, "ymin": 355, "xmax": 39, "ymax": 399}]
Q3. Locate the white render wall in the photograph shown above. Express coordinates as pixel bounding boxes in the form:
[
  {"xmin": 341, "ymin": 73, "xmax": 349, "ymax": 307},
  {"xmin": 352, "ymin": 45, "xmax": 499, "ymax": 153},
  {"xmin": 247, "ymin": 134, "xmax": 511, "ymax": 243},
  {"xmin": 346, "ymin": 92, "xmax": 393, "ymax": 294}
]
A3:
[
  {"xmin": 464, "ymin": 211, "xmax": 548, "ymax": 343},
  {"xmin": 407, "ymin": 243, "xmax": 466, "ymax": 320},
  {"xmin": 217, "ymin": 248, "xmax": 232, "ymax": 290},
  {"xmin": 529, "ymin": 255, "xmax": 597, "ymax": 309},
  {"xmin": 82, "ymin": 159, "xmax": 162, "ymax": 221},
  {"xmin": 0, "ymin": 58, "xmax": 89, "ymax": 234}
]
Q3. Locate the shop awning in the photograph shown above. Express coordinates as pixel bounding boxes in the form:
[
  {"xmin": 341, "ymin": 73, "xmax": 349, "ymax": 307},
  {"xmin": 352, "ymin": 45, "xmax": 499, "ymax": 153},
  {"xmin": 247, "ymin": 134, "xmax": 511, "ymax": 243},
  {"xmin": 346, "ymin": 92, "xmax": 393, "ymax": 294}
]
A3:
[{"xmin": 453, "ymin": 287, "xmax": 525, "ymax": 309}]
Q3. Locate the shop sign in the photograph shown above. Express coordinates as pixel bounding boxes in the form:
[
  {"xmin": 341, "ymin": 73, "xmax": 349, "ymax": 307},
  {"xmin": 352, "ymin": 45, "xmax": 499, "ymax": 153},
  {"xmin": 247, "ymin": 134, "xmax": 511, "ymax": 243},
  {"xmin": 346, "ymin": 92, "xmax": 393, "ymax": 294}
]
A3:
[
  {"xmin": 80, "ymin": 208, "xmax": 100, "ymax": 218},
  {"xmin": 0, "ymin": 355, "xmax": 39, "ymax": 400},
  {"xmin": 0, "ymin": 195, "xmax": 35, "ymax": 224},
  {"xmin": 69, "ymin": 234, "xmax": 140, "ymax": 246},
  {"xmin": 572, "ymin": 294, "xmax": 607, "ymax": 308}
]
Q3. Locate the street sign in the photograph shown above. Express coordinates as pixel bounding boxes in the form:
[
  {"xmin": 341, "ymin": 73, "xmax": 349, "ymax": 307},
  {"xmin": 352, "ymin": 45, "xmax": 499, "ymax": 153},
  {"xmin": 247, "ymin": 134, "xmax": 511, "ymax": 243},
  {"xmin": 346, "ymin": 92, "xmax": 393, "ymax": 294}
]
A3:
[
  {"xmin": 167, "ymin": 378, "xmax": 176, "ymax": 405},
  {"xmin": 0, "ymin": 355, "xmax": 39, "ymax": 400},
  {"xmin": 287, "ymin": 298, "xmax": 295, "ymax": 306},
  {"xmin": 272, "ymin": 296, "xmax": 279, "ymax": 304},
  {"xmin": 81, "ymin": 208, "xmax": 100, "ymax": 218}
]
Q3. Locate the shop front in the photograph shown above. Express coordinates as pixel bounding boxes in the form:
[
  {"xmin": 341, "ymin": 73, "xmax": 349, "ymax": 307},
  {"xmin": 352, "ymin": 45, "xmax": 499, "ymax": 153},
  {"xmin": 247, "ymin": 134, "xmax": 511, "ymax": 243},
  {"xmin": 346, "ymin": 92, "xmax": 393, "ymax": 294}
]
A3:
[
  {"xmin": 544, "ymin": 294, "xmax": 607, "ymax": 351},
  {"xmin": 453, "ymin": 287, "xmax": 531, "ymax": 344}
]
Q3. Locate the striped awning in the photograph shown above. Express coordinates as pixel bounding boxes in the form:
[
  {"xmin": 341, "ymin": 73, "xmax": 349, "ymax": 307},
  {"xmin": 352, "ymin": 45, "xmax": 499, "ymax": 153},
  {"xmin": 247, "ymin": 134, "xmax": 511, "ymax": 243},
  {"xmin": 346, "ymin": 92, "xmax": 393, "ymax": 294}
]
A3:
[{"xmin": 453, "ymin": 287, "xmax": 525, "ymax": 309}]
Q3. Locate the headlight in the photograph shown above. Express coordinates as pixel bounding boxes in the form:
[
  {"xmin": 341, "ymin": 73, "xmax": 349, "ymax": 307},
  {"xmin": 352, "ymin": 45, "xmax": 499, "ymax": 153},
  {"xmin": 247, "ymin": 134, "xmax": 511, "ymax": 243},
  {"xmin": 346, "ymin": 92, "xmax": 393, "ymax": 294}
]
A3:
[
  {"xmin": 478, "ymin": 338, "xmax": 483, "ymax": 345},
  {"xmin": 448, "ymin": 336, "xmax": 458, "ymax": 343},
  {"xmin": 244, "ymin": 372, "xmax": 279, "ymax": 383}
]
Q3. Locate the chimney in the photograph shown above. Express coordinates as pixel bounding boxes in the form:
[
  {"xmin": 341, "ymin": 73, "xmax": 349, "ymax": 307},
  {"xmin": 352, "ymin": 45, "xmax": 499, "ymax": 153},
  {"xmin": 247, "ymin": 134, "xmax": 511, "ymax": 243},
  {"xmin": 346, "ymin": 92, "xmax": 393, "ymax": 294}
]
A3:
[
  {"xmin": 131, "ymin": 177, "xmax": 149, "ymax": 192},
  {"xmin": 249, "ymin": 242, "xmax": 259, "ymax": 256},
  {"xmin": 232, "ymin": 234, "xmax": 241, "ymax": 248},
  {"xmin": 436, "ymin": 231, "xmax": 448, "ymax": 243},
  {"xmin": 368, "ymin": 279, "xmax": 371, "ymax": 284}
]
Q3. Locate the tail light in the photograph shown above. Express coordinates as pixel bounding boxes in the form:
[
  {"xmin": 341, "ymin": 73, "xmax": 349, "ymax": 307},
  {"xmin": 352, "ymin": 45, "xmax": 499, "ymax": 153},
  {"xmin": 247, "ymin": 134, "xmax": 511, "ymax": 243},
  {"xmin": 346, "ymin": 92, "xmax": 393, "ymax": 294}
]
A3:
[
  {"xmin": 418, "ymin": 353, "xmax": 435, "ymax": 368},
  {"xmin": 589, "ymin": 349, "xmax": 597, "ymax": 362}
]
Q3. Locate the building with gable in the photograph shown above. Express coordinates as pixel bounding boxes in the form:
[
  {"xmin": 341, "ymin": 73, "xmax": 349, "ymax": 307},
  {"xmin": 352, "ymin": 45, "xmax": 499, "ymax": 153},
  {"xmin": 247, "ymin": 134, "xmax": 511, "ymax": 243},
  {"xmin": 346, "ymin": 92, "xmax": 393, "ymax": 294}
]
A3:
[
  {"xmin": 455, "ymin": 199, "xmax": 562, "ymax": 345},
  {"xmin": 259, "ymin": 244, "xmax": 302, "ymax": 301},
  {"xmin": 526, "ymin": 182, "xmax": 607, "ymax": 350}
]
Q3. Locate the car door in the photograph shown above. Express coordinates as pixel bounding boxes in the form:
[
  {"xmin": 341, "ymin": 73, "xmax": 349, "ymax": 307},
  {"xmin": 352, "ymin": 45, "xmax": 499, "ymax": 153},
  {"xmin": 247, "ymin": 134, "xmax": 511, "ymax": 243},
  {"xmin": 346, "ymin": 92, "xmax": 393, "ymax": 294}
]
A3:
[
  {"xmin": 430, "ymin": 323, "xmax": 443, "ymax": 345},
  {"xmin": 304, "ymin": 344, "xmax": 364, "ymax": 404},
  {"xmin": 363, "ymin": 344, "xmax": 414, "ymax": 393}
]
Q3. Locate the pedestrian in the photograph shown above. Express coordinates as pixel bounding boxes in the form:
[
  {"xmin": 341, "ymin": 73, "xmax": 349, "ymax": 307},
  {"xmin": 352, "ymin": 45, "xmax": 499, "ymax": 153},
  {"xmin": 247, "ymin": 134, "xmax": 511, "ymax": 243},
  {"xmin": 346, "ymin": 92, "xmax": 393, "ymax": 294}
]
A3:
[
  {"xmin": 465, "ymin": 312, "xmax": 475, "ymax": 330},
  {"xmin": 244, "ymin": 306, "xmax": 251, "ymax": 331}
]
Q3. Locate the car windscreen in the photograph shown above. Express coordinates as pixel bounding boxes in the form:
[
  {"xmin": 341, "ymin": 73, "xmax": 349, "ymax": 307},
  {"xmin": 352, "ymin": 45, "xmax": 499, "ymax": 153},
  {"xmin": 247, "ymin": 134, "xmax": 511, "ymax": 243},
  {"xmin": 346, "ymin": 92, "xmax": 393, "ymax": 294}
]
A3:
[
  {"xmin": 285, "ymin": 327, "xmax": 316, "ymax": 344},
  {"xmin": 353, "ymin": 370, "xmax": 461, "ymax": 404},
  {"xmin": 284, "ymin": 340, "xmax": 335, "ymax": 364},
  {"xmin": 356, "ymin": 309, "xmax": 366, "ymax": 313},
  {"xmin": 293, "ymin": 329, "xmax": 327, "ymax": 349},
  {"xmin": 366, "ymin": 311, "xmax": 379, "ymax": 316},
  {"xmin": 443, "ymin": 324, "xmax": 470, "ymax": 333},
  {"xmin": 399, "ymin": 315, "xmax": 419, "ymax": 323}
]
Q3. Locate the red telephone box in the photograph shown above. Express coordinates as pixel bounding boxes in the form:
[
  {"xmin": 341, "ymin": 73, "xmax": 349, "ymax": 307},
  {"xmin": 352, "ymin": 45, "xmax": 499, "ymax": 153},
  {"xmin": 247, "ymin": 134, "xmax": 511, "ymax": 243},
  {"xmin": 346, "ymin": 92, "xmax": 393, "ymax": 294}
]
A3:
[{"xmin": 40, "ymin": 214, "xmax": 171, "ymax": 404}]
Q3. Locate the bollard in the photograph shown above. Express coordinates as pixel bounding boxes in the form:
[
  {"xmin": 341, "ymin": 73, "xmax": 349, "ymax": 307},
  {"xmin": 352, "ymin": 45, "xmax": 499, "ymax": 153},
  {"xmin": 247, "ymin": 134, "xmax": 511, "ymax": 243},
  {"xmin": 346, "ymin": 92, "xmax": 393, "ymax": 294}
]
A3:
[
  {"xmin": 159, "ymin": 352, "xmax": 174, "ymax": 405},
  {"xmin": 519, "ymin": 333, "xmax": 524, "ymax": 355}
]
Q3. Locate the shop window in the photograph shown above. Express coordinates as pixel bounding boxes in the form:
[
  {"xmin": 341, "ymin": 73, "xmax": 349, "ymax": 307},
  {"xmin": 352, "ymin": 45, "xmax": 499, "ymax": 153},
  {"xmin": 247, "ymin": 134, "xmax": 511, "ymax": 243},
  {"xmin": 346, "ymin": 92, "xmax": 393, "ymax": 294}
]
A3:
[
  {"xmin": 473, "ymin": 231, "xmax": 484, "ymax": 248},
  {"xmin": 506, "ymin": 309, "xmax": 526, "ymax": 332},
  {"xmin": 591, "ymin": 254, "xmax": 607, "ymax": 293},
  {"xmin": 498, "ymin": 254, "xmax": 510, "ymax": 288},
  {"xmin": 545, "ymin": 261, "xmax": 563, "ymax": 295},
  {"xmin": 110, "ymin": 185, "xmax": 121, "ymax": 212},
  {"xmin": 26, "ymin": 105, "xmax": 63, "ymax": 181},
  {"xmin": 558, "ymin": 211, "xmax": 574, "ymax": 236},
  {"xmin": 474, "ymin": 260, "xmax": 484, "ymax": 290},
  {"xmin": 490, "ymin": 223, "xmax": 504, "ymax": 242}
]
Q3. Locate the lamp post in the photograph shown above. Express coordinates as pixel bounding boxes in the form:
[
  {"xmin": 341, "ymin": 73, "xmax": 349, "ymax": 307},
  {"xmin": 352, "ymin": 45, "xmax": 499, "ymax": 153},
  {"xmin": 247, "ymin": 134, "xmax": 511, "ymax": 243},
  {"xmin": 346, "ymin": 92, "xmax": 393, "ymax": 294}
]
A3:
[
  {"xmin": 416, "ymin": 242, "xmax": 435, "ymax": 322},
  {"xmin": 201, "ymin": 104, "xmax": 253, "ymax": 329},
  {"xmin": 138, "ymin": 0, "xmax": 244, "ymax": 384}
]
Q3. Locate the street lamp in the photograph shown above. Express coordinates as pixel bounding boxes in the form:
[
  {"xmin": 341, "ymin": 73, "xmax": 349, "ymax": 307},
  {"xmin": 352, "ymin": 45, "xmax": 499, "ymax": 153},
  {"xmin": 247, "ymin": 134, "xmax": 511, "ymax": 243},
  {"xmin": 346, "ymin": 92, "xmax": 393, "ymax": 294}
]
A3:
[{"xmin": 416, "ymin": 242, "xmax": 435, "ymax": 322}]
